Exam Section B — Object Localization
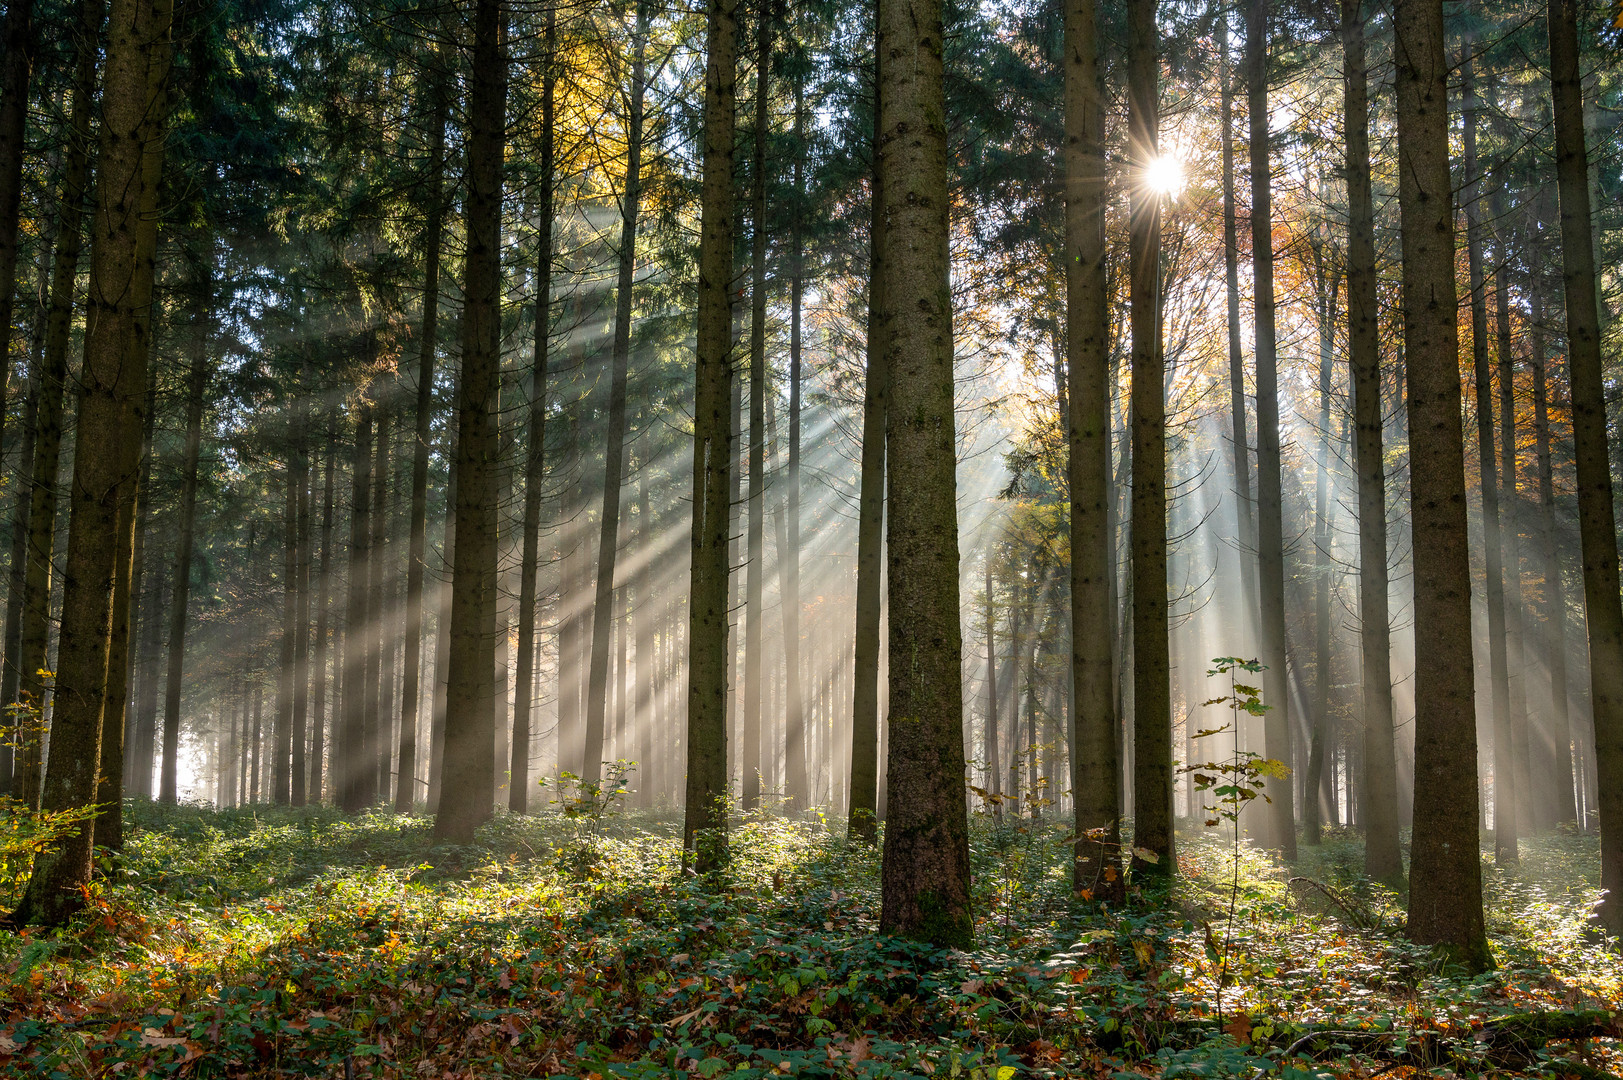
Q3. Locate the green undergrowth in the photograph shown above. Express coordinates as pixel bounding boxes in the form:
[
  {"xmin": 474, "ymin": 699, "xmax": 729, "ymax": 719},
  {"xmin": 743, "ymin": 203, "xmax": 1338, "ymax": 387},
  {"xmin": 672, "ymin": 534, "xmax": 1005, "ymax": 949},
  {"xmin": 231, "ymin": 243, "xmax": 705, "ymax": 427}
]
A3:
[{"xmin": 0, "ymin": 801, "xmax": 1617, "ymax": 1079}]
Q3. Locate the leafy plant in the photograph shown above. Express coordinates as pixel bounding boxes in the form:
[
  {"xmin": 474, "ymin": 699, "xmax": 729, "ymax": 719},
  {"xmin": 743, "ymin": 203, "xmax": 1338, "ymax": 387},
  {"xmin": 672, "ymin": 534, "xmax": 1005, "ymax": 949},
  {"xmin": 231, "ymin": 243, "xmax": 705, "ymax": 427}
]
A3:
[{"xmin": 1178, "ymin": 657, "xmax": 1290, "ymax": 1022}]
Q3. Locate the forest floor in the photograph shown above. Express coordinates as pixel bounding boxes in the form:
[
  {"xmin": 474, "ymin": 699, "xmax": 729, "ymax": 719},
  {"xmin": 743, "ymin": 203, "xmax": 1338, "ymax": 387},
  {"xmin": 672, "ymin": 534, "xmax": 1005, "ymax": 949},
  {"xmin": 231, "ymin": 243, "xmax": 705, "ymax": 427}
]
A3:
[{"xmin": 0, "ymin": 798, "xmax": 1618, "ymax": 1079}]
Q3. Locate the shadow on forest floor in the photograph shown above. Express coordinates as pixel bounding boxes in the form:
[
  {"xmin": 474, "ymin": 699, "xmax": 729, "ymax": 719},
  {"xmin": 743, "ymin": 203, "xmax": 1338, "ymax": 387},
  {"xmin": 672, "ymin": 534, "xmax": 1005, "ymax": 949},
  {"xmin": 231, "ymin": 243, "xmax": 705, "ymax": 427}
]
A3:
[{"xmin": 0, "ymin": 799, "xmax": 1617, "ymax": 1078}]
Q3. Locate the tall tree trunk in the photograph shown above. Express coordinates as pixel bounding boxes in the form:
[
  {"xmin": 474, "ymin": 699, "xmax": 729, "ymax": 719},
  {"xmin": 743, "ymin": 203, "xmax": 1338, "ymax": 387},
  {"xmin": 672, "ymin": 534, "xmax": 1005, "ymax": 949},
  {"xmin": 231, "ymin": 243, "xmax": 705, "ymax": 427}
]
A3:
[
  {"xmin": 434, "ymin": 0, "xmax": 505, "ymax": 844},
  {"xmin": 782, "ymin": 71, "xmax": 808, "ymax": 807},
  {"xmin": 1493, "ymin": 175, "xmax": 1530, "ymax": 841},
  {"xmin": 366, "ymin": 401, "xmax": 393, "ymax": 801},
  {"xmin": 1306, "ymin": 256, "xmax": 1340, "ymax": 846},
  {"xmin": 1462, "ymin": 52, "xmax": 1514, "ymax": 865},
  {"xmin": 1394, "ymin": 0, "xmax": 1491, "ymax": 970},
  {"xmin": 1546, "ymin": 0, "xmax": 1623, "ymax": 937},
  {"xmin": 0, "ymin": 0, "xmax": 37, "ymax": 464},
  {"xmin": 11, "ymin": 0, "xmax": 102, "ymax": 806},
  {"xmin": 1343, "ymin": 0, "xmax": 1401, "ymax": 883},
  {"xmin": 159, "ymin": 307, "xmax": 211, "ymax": 805},
  {"xmin": 13, "ymin": 0, "xmax": 172, "ymax": 927},
  {"xmin": 1219, "ymin": 19, "xmax": 1256, "ymax": 628},
  {"xmin": 1247, "ymin": 0, "xmax": 1297, "ymax": 859},
  {"xmin": 584, "ymin": 3, "xmax": 648, "ymax": 787},
  {"xmin": 874, "ymin": 0, "xmax": 972, "ymax": 946},
  {"xmin": 399, "ymin": 79, "xmax": 447, "ymax": 813},
  {"xmin": 340, "ymin": 401, "xmax": 374, "ymax": 812},
  {"xmin": 1127, "ymin": 0, "xmax": 1172, "ymax": 876},
  {"xmin": 275, "ymin": 427, "xmax": 297, "ymax": 806},
  {"xmin": 983, "ymin": 562, "xmax": 1001, "ymax": 817},
  {"xmin": 292, "ymin": 388, "xmax": 311, "ymax": 806},
  {"xmin": 1064, "ymin": 0, "xmax": 1121, "ymax": 897},
  {"xmin": 684, "ymin": 0, "xmax": 738, "ymax": 873},
  {"xmin": 312, "ymin": 427, "xmax": 335, "ymax": 802},
  {"xmin": 512, "ymin": 20, "xmax": 553, "ymax": 814},
  {"xmin": 1530, "ymin": 283, "xmax": 1576, "ymax": 826},
  {"xmin": 742, "ymin": 4, "xmax": 770, "ymax": 814},
  {"xmin": 848, "ymin": 55, "xmax": 884, "ymax": 843},
  {"xmin": 634, "ymin": 466, "xmax": 654, "ymax": 803}
]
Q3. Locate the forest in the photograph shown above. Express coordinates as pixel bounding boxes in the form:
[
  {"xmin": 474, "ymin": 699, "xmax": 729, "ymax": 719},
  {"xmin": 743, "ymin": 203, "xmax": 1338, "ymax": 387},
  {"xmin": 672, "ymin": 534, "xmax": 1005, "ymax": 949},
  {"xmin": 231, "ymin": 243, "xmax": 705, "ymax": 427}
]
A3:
[{"xmin": 0, "ymin": 0, "xmax": 1619, "ymax": 1071}]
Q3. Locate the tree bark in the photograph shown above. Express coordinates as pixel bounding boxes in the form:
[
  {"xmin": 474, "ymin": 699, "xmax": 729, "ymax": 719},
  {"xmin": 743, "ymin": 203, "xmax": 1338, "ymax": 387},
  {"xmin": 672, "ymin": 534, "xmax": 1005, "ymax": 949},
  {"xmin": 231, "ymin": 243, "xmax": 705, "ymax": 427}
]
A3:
[
  {"xmin": 1394, "ymin": 0, "xmax": 1491, "ymax": 970},
  {"xmin": 584, "ymin": 2, "xmax": 648, "ymax": 788},
  {"xmin": 1343, "ymin": 0, "xmax": 1401, "ymax": 883},
  {"xmin": 782, "ymin": 72, "xmax": 808, "ymax": 808},
  {"xmin": 1219, "ymin": 20, "xmax": 1256, "ymax": 632},
  {"xmin": 684, "ymin": 0, "xmax": 738, "ymax": 873},
  {"xmin": 433, "ymin": 0, "xmax": 505, "ymax": 844},
  {"xmin": 848, "ymin": 59, "xmax": 884, "ymax": 842},
  {"xmin": 874, "ymin": 0, "xmax": 972, "ymax": 946},
  {"xmin": 742, "ymin": 4, "xmax": 770, "ymax": 814},
  {"xmin": 1127, "ymin": 0, "xmax": 1172, "ymax": 877},
  {"xmin": 1461, "ymin": 52, "xmax": 1515, "ymax": 865},
  {"xmin": 311, "ymin": 427, "xmax": 335, "ymax": 802},
  {"xmin": 13, "ymin": 0, "xmax": 172, "ymax": 926},
  {"xmin": 1545, "ymin": 0, "xmax": 1623, "ymax": 937},
  {"xmin": 511, "ymin": 20, "xmax": 553, "ymax": 815},
  {"xmin": 0, "ymin": 0, "xmax": 37, "ymax": 469},
  {"xmin": 1064, "ymin": 0, "xmax": 1121, "ymax": 898},
  {"xmin": 339, "ymin": 400, "xmax": 374, "ymax": 812},
  {"xmin": 1247, "ymin": 0, "xmax": 1297, "ymax": 859}
]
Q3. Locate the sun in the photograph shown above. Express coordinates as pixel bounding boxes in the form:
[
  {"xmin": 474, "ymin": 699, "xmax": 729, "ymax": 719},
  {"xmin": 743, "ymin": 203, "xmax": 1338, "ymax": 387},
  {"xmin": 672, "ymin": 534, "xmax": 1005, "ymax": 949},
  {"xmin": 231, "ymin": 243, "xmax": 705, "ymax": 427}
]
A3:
[{"xmin": 1144, "ymin": 154, "xmax": 1186, "ymax": 197}]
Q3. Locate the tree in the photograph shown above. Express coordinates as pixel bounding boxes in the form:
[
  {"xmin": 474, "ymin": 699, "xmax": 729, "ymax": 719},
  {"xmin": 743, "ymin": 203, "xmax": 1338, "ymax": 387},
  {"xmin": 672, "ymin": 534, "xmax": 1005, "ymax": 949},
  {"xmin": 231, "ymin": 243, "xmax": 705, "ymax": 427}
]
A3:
[
  {"xmin": 1341, "ymin": 0, "xmax": 1401, "ymax": 884},
  {"xmin": 13, "ymin": 0, "xmax": 175, "ymax": 927},
  {"xmin": 1064, "ymin": 0, "xmax": 1122, "ymax": 902},
  {"xmin": 434, "ymin": 0, "xmax": 506, "ymax": 844},
  {"xmin": 1127, "ymin": 0, "xmax": 1171, "ymax": 878},
  {"xmin": 1393, "ymin": 0, "xmax": 1491, "ymax": 971},
  {"xmin": 1247, "ymin": 0, "xmax": 1297, "ymax": 860},
  {"xmin": 1545, "ymin": 0, "xmax": 1623, "ymax": 939},
  {"xmin": 874, "ymin": 0, "xmax": 973, "ymax": 947},
  {"xmin": 684, "ymin": 0, "xmax": 738, "ymax": 875}
]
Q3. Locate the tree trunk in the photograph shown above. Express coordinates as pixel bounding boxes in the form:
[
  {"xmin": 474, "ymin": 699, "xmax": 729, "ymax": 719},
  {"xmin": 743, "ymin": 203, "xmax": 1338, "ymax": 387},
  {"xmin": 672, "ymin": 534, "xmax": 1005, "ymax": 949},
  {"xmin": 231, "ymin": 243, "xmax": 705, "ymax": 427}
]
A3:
[
  {"xmin": 1127, "ymin": 0, "xmax": 1172, "ymax": 877},
  {"xmin": 1306, "ymin": 255, "xmax": 1340, "ymax": 846},
  {"xmin": 874, "ymin": 0, "xmax": 972, "ymax": 946},
  {"xmin": 13, "ymin": 0, "xmax": 172, "ymax": 926},
  {"xmin": 158, "ymin": 302, "xmax": 210, "ymax": 805},
  {"xmin": 0, "ymin": 0, "xmax": 37, "ymax": 470},
  {"xmin": 1530, "ymin": 283, "xmax": 1576, "ymax": 826},
  {"xmin": 366, "ymin": 400, "xmax": 392, "ymax": 802},
  {"xmin": 340, "ymin": 401, "xmax": 374, "ymax": 812},
  {"xmin": 1219, "ymin": 20, "xmax": 1256, "ymax": 632},
  {"xmin": 275, "ymin": 425, "xmax": 297, "ymax": 806},
  {"xmin": 10, "ymin": 0, "xmax": 102, "ymax": 806},
  {"xmin": 848, "ymin": 58, "xmax": 884, "ymax": 842},
  {"xmin": 292, "ymin": 390, "xmax": 311, "ymax": 806},
  {"xmin": 1546, "ymin": 0, "xmax": 1623, "ymax": 937},
  {"xmin": 1394, "ymin": 0, "xmax": 1491, "ymax": 970},
  {"xmin": 311, "ymin": 427, "xmax": 335, "ymax": 802},
  {"xmin": 584, "ymin": 2, "xmax": 648, "ymax": 787},
  {"xmin": 1247, "ymin": 0, "xmax": 1297, "ymax": 859},
  {"xmin": 684, "ymin": 0, "xmax": 738, "ymax": 873},
  {"xmin": 433, "ymin": 0, "xmax": 505, "ymax": 844},
  {"xmin": 1461, "ymin": 52, "xmax": 1515, "ymax": 864},
  {"xmin": 1343, "ymin": 0, "xmax": 1401, "ymax": 883},
  {"xmin": 782, "ymin": 72, "xmax": 808, "ymax": 808},
  {"xmin": 511, "ymin": 21, "xmax": 553, "ymax": 815},
  {"xmin": 743, "ymin": 4, "xmax": 770, "ymax": 814}
]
